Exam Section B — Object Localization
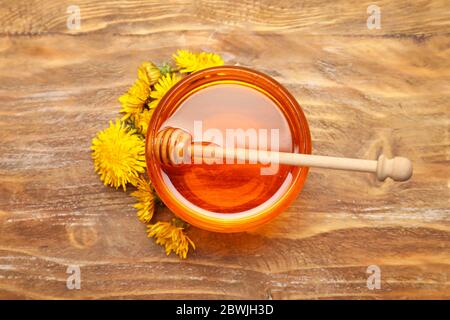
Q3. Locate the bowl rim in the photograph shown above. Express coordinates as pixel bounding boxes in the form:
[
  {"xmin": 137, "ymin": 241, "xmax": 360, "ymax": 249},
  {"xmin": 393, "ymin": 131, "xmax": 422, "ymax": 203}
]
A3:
[{"xmin": 145, "ymin": 66, "xmax": 311, "ymax": 232}]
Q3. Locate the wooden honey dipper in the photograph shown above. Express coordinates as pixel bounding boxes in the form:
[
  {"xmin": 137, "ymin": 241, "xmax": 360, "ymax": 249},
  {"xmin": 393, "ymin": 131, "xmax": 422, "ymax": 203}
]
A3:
[{"xmin": 154, "ymin": 128, "xmax": 413, "ymax": 182}]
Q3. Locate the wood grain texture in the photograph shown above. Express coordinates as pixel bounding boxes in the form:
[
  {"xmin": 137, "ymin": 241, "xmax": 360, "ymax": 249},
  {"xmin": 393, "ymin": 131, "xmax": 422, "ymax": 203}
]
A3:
[{"xmin": 0, "ymin": 0, "xmax": 449, "ymax": 299}]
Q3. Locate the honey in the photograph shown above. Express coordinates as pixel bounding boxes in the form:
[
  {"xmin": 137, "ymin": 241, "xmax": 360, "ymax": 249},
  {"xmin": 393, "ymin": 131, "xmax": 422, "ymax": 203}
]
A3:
[
  {"xmin": 160, "ymin": 83, "xmax": 293, "ymax": 213},
  {"xmin": 146, "ymin": 66, "xmax": 311, "ymax": 232}
]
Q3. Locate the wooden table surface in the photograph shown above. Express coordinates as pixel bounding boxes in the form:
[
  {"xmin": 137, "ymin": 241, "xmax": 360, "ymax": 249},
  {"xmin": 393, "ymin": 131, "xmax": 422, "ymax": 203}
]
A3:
[{"xmin": 0, "ymin": 0, "xmax": 449, "ymax": 300}]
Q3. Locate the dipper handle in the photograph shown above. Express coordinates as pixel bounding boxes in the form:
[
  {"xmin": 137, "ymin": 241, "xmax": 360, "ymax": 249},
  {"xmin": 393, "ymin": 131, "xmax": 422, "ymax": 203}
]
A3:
[{"xmin": 375, "ymin": 155, "xmax": 413, "ymax": 182}]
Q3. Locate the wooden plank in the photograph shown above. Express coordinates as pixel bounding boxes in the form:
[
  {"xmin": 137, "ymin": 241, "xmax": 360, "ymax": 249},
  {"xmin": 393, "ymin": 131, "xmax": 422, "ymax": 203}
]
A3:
[
  {"xmin": 0, "ymin": 0, "xmax": 449, "ymax": 299},
  {"xmin": 0, "ymin": 0, "xmax": 449, "ymax": 35}
]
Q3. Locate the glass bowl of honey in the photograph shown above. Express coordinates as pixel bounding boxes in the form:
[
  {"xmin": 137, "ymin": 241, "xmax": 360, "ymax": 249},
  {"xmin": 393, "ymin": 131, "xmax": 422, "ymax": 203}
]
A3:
[{"xmin": 145, "ymin": 66, "xmax": 311, "ymax": 232}]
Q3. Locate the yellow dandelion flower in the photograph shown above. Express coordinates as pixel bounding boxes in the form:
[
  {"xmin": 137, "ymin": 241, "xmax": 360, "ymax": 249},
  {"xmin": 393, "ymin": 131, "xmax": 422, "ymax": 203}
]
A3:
[
  {"xmin": 138, "ymin": 61, "xmax": 161, "ymax": 86},
  {"xmin": 131, "ymin": 177, "xmax": 156, "ymax": 223},
  {"xmin": 119, "ymin": 79, "xmax": 150, "ymax": 121},
  {"xmin": 173, "ymin": 49, "xmax": 224, "ymax": 73},
  {"xmin": 147, "ymin": 219, "xmax": 195, "ymax": 259},
  {"xmin": 173, "ymin": 49, "xmax": 197, "ymax": 72},
  {"xmin": 196, "ymin": 51, "xmax": 224, "ymax": 69},
  {"xmin": 91, "ymin": 120, "xmax": 146, "ymax": 191},
  {"xmin": 148, "ymin": 73, "xmax": 181, "ymax": 109},
  {"xmin": 134, "ymin": 108, "xmax": 155, "ymax": 136}
]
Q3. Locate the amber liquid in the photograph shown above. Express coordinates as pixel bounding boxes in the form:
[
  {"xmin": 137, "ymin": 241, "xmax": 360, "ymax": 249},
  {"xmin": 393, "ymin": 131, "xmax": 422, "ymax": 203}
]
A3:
[{"xmin": 159, "ymin": 83, "xmax": 295, "ymax": 214}]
